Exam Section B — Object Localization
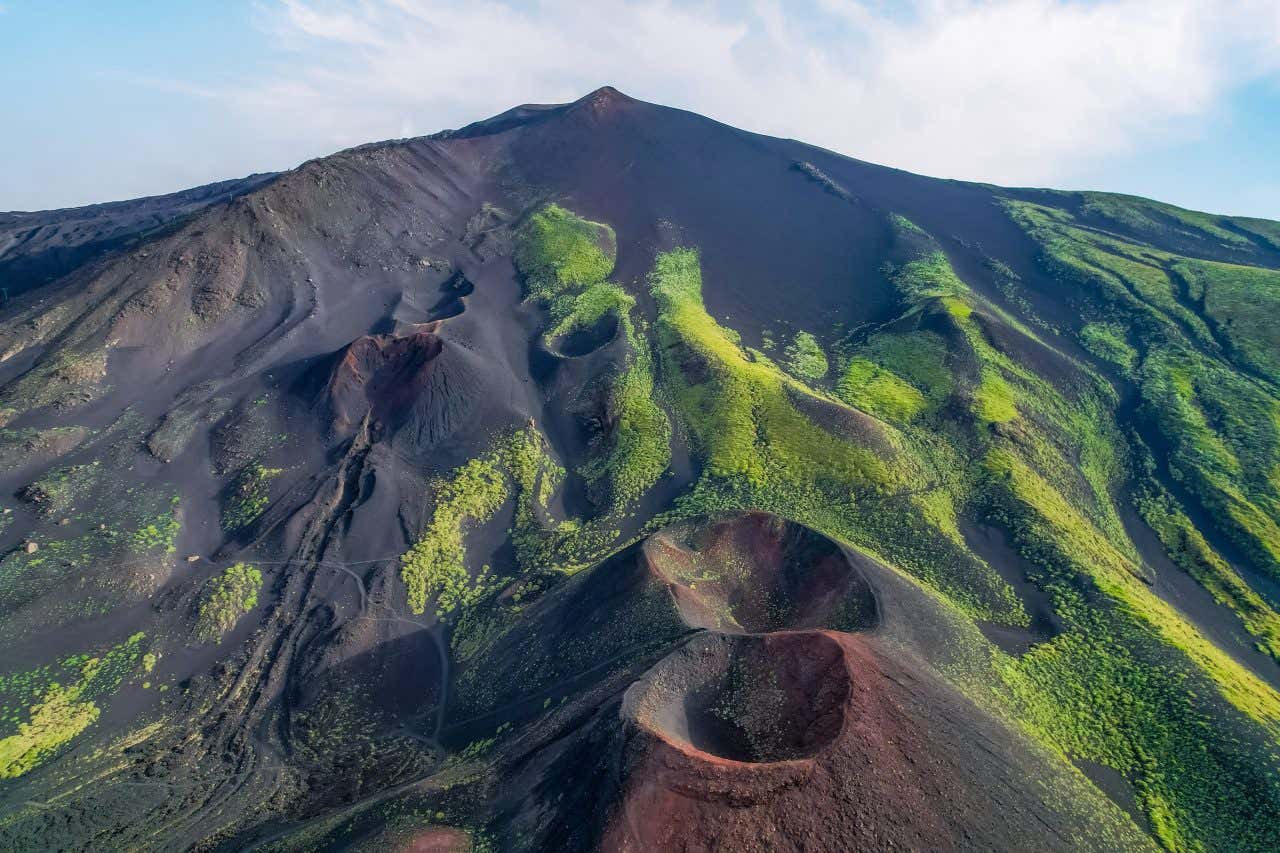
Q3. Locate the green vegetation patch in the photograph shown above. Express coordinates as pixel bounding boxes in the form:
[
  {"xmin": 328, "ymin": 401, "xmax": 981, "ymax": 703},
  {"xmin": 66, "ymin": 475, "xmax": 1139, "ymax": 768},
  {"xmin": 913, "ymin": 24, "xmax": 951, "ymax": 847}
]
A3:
[
  {"xmin": 400, "ymin": 427, "xmax": 596, "ymax": 617},
  {"xmin": 985, "ymin": 447, "xmax": 1280, "ymax": 729},
  {"xmin": 1175, "ymin": 259, "xmax": 1280, "ymax": 381},
  {"xmin": 1005, "ymin": 197, "xmax": 1280, "ymax": 584},
  {"xmin": 0, "ymin": 347, "xmax": 108, "ymax": 414},
  {"xmin": 579, "ymin": 322, "xmax": 672, "ymax": 510},
  {"xmin": 515, "ymin": 205, "xmax": 672, "ymax": 511},
  {"xmin": 650, "ymin": 246, "xmax": 1027, "ymax": 623},
  {"xmin": 1139, "ymin": 348, "xmax": 1280, "ymax": 578},
  {"xmin": 972, "ymin": 371, "xmax": 1018, "ymax": 423},
  {"xmin": 862, "ymin": 331, "xmax": 954, "ymax": 403},
  {"xmin": 0, "ymin": 426, "xmax": 91, "ymax": 470},
  {"xmin": 783, "ymin": 331, "xmax": 828, "ymax": 381},
  {"xmin": 1138, "ymin": 482, "xmax": 1280, "ymax": 660},
  {"xmin": 984, "ymin": 445, "xmax": 1280, "ymax": 850},
  {"xmin": 196, "ymin": 563, "xmax": 263, "ymax": 643},
  {"xmin": 19, "ymin": 462, "xmax": 101, "ymax": 518},
  {"xmin": 545, "ymin": 282, "xmax": 631, "ymax": 344},
  {"xmin": 651, "ymin": 247, "xmax": 892, "ymax": 490},
  {"xmin": 0, "ymin": 632, "xmax": 148, "ymax": 778},
  {"xmin": 130, "ymin": 497, "xmax": 181, "ymax": 555},
  {"xmin": 402, "ymin": 449, "xmax": 508, "ymax": 618},
  {"xmin": 1232, "ymin": 216, "xmax": 1280, "ymax": 252},
  {"xmin": 1080, "ymin": 322, "xmax": 1138, "ymax": 373},
  {"xmin": 835, "ymin": 358, "xmax": 926, "ymax": 423},
  {"xmin": 0, "ymin": 481, "xmax": 181, "ymax": 638},
  {"xmin": 892, "ymin": 250, "xmax": 969, "ymax": 306},
  {"xmin": 1079, "ymin": 192, "xmax": 1252, "ymax": 250},
  {"xmin": 513, "ymin": 204, "xmax": 615, "ymax": 302},
  {"xmin": 221, "ymin": 461, "xmax": 283, "ymax": 531}
]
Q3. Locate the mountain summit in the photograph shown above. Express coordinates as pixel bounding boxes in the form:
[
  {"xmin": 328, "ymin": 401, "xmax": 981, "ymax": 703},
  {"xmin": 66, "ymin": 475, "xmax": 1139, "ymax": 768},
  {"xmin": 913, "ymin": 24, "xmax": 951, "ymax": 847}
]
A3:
[{"xmin": 2, "ymin": 91, "xmax": 1280, "ymax": 851}]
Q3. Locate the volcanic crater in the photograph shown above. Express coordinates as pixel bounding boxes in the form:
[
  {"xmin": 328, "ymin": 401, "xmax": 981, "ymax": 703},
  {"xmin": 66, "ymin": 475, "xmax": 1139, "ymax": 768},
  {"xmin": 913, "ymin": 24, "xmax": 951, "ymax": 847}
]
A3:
[
  {"xmin": 624, "ymin": 630, "xmax": 851, "ymax": 766},
  {"xmin": 642, "ymin": 510, "xmax": 879, "ymax": 634},
  {"xmin": 617, "ymin": 511, "xmax": 875, "ymax": 802}
]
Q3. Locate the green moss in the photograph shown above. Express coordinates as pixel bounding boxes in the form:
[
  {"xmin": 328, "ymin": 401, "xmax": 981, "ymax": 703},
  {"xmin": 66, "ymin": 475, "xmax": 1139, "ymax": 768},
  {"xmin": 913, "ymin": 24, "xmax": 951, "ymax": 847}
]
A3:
[
  {"xmin": 1138, "ymin": 484, "xmax": 1280, "ymax": 660},
  {"xmin": 1004, "ymin": 196, "xmax": 1280, "ymax": 583},
  {"xmin": 196, "ymin": 563, "xmax": 263, "ymax": 642},
  {"xmin": 579, "ymin": 322, "xmax": 672, "ymax": 510},
  {"xmin": 892, "ymin": 251, "xmax": 969, "ymax": 304},
  {"xmin": 995, "ymin": 611, "xmax": 1278, "ymax": 852},
  {"xmin": 1232, "ymin": 216, "xmax": 1280, "ymax": 252},
  {"xmin": 0, "ymin": 682, "xmax": 98, "ymax": 779},
  {"xmin": 401, "ymin": 423, "xmax": 614, "ymax": 619},
  {"xmin": 1139, "ymin": 348, "xmax": 1280, "ymax": 577},
  {"xmin": 862, "ymin": 331, "xmax": 954, "ymax": 403},
  {"xmin": 835, "ymin": 357, "xmax": 926, "ymax": 422},
  {"xmin": 221, "ymin": 462, "xmax": 282, "ymax": 531},
  {"xmin": 0, "ymin": 632, "xmax": 147, "ymax": 778},
  {"xmin": 130, "ymin": 496, "xmax": 181, "ymax": 555},
  {"xmin": 973, "ymin": 371, "xmax": 1018, "ymax": 423},
  {"xmin": 651, "ymin": 248, "xmax": 893, "ymax": 490},
  {"xmin": 1079, "ymin": 192, "xmax": 1253, "ymax": 250},
  {"xmin": 1174, "ymin": 259, "xmax": 1280, "ymax": 381},
  {"xmin": 1080, "ymin": 322, "xmax": 1138, "ymax": 372},
  {"xmin": 1004, "ymin": 199, "xmax": 1216, "ymax": 349},
  {"xmin": 0, "ymin": 426, "xmax": 91, "ymax": 470},
  {"xmin": 512, "ymin": 204, "xmax": 615, "ymax": 302},
  {"xmin": 980, "ymin": 444, "xmax": 1280, "ymax": 849},
  {"xmin": 544, "ymin": 282, "xmax": 630, "ymax": 343},
  {"xmin": 0, "ymin": 348, "xmax": 108, "ymax": 414},
  {"xmin": 20, "ymin": 462, "xmax": 101, "ymax": 518},
  {"xmin": 651, "ymin": 247, "xmax": 1026, "ymax": 623},
  {"xmin": 783, "ymin": 330, "xmax": 828, "ymax": 381},
  {"xmin": 0, "ymin": 478, "xmax": 183, "ymax": 639},
  {"xmin": 985, "ymin": 448, "xmax": 1280, "ymax": 729},
  {"xmin": 401, "ymin": 451, "xmax": 509, "ymax": 617},
  {"xmin": 890, "ymin": 213, "xmax": 926, "ymax": 235},
  {"xmin": 514, "ymin": 205, "xmax": 672, "ymax": 511}
]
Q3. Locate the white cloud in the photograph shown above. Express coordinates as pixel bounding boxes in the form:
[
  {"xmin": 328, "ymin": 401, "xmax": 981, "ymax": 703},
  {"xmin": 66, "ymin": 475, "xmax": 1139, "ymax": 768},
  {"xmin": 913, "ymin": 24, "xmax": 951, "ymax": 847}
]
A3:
[
  {"xmin": 202, "ymin": 0, "xmax": 1280, "ymax": 190},
  {"xmin": 15, "ymin": 0, "xmax": 1277, "ymax": 211}
]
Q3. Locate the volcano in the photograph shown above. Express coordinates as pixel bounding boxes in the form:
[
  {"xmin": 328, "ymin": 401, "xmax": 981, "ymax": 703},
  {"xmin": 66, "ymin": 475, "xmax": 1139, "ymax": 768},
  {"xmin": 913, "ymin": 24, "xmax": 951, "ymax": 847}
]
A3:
[{"xmin": 2, "ymin": 87, "xmax": 1280, "ymax": 851}]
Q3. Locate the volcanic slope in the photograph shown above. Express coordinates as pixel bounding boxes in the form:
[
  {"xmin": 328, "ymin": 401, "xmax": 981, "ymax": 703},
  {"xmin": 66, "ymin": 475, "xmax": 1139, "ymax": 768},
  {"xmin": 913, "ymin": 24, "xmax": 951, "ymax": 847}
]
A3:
[{"xmin": 0, "ymin": 87, "xmax": 1279, "ymax": 851}]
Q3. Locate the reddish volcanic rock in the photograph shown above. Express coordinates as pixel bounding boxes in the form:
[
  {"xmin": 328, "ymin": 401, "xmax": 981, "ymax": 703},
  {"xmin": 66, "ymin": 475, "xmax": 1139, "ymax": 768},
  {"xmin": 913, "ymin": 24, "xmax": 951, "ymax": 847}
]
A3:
[
  {"xmin": 641, "ymin": 511, "xmax": 877, "ymax": 634},
  {"xmin": 324, "ymin": 322, "xmax": 444, "ymax": 435},
  {"xmin": 624, "ymin": 631, "xmax": 850, "ymax": 775},
  {"xmin": 607, "ymin": 629, "xmax": 1083, "ymax": 852},
  {"xmin": 320, "ymin": 320, "xmax": 491, "ymax": 454},
  {"xmin": 398, "ymin": 826, "xmax": 472, "ymax": 852}
]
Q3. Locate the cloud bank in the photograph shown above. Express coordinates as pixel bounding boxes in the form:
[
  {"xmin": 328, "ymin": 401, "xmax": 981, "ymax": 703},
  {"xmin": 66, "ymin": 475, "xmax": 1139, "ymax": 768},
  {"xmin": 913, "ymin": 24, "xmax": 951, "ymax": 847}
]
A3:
[
  {"xmin": 6, "ymin": 0, "xmax": 1278, "ymax": 211},
  {"xmin": 218, "ymin": 0, "xmax": 1280, "ymax": 189}
]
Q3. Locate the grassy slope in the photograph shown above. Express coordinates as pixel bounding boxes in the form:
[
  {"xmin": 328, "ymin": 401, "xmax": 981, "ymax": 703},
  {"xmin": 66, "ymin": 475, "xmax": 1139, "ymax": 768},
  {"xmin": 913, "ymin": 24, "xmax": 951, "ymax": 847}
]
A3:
[
  {"xmin": 649, "ymin": 217, "xmax": 1280, "ymax": 850},
  {"xmin": 402, "ymin": 198, "xmax": 1280, "ymax": 850}
]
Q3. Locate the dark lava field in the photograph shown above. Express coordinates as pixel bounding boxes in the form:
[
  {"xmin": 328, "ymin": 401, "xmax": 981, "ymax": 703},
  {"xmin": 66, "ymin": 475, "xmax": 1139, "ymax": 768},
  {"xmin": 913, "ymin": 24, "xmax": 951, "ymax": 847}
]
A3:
[{"xmin": 2, "ymin": 87, "xmax": 1280, "ymax": 851}]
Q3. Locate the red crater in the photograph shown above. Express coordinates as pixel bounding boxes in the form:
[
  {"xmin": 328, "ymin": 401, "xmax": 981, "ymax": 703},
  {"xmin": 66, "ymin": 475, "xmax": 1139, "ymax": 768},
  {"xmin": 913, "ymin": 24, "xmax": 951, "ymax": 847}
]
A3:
[
  {"xmin": 606, "ymin": 621, "xmax": 1089, "ymax": 852},
  {"xmin": 324, "ymin": 322, "xmax": 445, "ymax": 435},
  {"xmin": 624, "ymin": 631, "xmax": 850, "ymax": 771},
  {"xmin": 642, "ymin": 511, "xmax": 877, "ymax": 634},
  {"xmin": 320, "ymin": 320, "xmax": 491, "ymax": 455}
]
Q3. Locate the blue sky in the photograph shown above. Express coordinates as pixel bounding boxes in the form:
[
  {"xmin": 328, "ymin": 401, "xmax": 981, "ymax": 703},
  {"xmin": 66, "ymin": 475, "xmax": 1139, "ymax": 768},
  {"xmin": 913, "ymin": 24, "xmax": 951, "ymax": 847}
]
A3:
[{"xmin": 3, "ymin": 0, "xmax": 1279, "ymax": 219}]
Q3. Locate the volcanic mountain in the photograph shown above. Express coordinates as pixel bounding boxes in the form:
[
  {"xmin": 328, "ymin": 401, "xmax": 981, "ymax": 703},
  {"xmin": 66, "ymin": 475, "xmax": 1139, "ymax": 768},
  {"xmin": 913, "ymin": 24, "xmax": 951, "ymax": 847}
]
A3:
[{"xmin": 2, "ymin": 86, "xmax": 1280, "ymax": 851}]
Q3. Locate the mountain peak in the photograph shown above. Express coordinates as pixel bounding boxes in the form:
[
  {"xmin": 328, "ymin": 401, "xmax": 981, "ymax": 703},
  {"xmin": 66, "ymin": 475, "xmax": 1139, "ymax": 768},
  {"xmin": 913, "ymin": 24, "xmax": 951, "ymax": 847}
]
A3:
[
  {"xmin": 572, "ymin": 85, "xmax": 635, "ymax": 113},
  {"xmin": 581, "ymin": 85, "xmax": 630, "ymax": 103}
]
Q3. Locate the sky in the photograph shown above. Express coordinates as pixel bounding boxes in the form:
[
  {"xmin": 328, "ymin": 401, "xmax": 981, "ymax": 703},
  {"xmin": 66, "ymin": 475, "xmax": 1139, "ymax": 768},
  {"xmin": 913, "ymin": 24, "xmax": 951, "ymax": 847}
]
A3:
[{"xmin": 2, "ymin": 0, "xmax": 1279, "ymax": 218}]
